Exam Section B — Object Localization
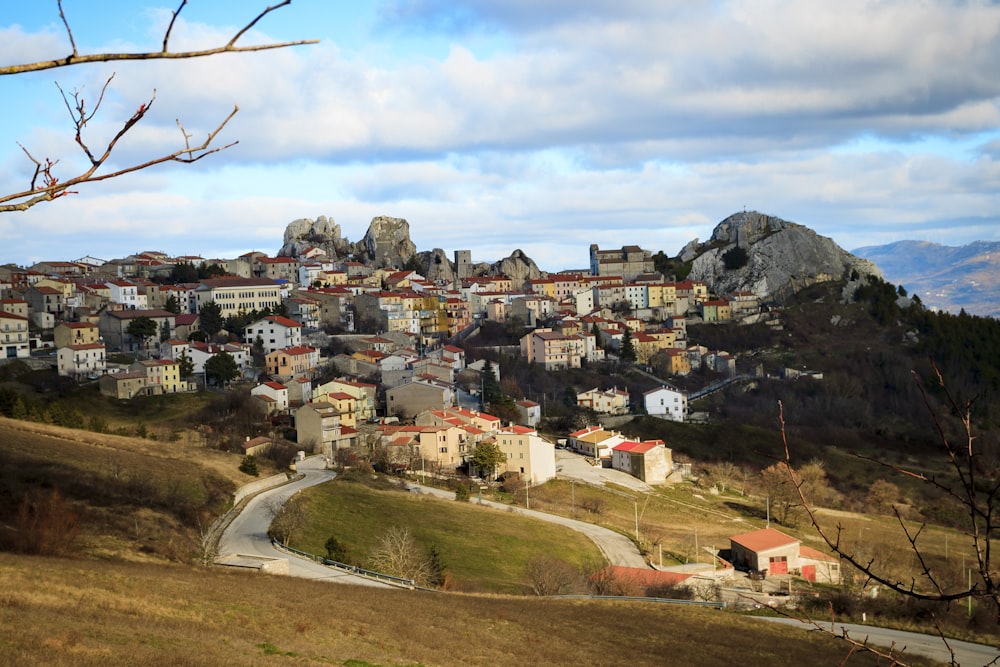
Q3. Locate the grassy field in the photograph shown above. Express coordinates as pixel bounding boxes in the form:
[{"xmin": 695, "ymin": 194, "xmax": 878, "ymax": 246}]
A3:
[
  {"xmin": 0, "ymin": 552, "xmax": 935, "ymax": 667},
  {"xmin": 293, "ymin": 477, "xmax": 603, "ymax": 593}
]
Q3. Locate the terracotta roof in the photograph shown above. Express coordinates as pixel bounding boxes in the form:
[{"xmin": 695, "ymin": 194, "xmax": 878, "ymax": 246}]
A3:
[
  {"xmin": 595, "ymin": 566, "xmax": 692, "ymax": 588},
  {"xmin": 730, "ymin": 528, "xmax": 799, "ymax": 553},
  {"xmin": 799, "ymin": 545, "xmax": 838, "ymax": 562}
]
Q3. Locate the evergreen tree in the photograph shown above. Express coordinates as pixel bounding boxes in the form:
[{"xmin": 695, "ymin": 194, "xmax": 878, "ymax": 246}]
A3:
[
  {"xmin": 481, "ymin": 359, "xmax": 501, "ymax": 407},
  {"xmin": 176, "ymin": 350, "xmax": 195, "ymax": 379},
  {"xmin": 620, "ymin": 329, "xmax": 637, "ymax": 363},
  {"xmin": 239, "ymin": 454, "xmax": 259, "ymax": 477},
  {"xmin": 205, "ymin": 351, "xmax": 239, "ymax": 387},
  {"xmin": 199, "ymin": 300, "xmax": 224, "ymax": 337},
  {"xmin": 126, "ymin": 316, "xmax": 158, "ymax": 355},
  {"xmin": 163, "ymin": 294, "xmax": 182, "ymax": 314},
  {"xmin": 470, "ymin": 441, "xmax": 506, "ymax": 480}
]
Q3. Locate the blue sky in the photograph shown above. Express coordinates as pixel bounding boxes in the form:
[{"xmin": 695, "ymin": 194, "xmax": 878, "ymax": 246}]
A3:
[{"xmin": 1, "ymin": 0, "xmax": 999, "ymax": 271}]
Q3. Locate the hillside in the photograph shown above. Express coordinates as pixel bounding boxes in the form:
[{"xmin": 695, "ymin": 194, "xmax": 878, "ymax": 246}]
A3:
[
  {"xmin": 852, "ymin": 240, "xmax": 1000, "ymax": 317},
  {"xmin": 0, "ymin": 553, "xmax": 907, "ymax": 667}
]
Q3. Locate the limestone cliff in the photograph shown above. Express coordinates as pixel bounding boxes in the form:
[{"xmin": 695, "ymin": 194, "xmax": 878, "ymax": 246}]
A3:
[
  {"xmin": 480, "ymin": 249, "xmax": 545, "ymax": 291},
  {"xmin": 686, "ymin": 211, "xmax": 881, "ymax": 303},
  {"xmin": 415, "ymin": 249, "xmax": 456, "ymax": 283},
  {"xmin": 358, "ymin": 216, "xmax": 417, "ymax": 269},
  {"xmin": 278, "ymin": 216, "xmax": 351, "ymax": 259}
]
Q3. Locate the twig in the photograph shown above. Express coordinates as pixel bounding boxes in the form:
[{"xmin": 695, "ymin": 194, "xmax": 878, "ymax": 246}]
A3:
[{"xmin": 0, "ymin": 1, "xmax": 317, "ymax": 76}]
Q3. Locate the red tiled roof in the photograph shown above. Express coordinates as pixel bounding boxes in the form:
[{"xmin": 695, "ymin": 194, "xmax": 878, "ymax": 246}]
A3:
[
  {"xmin": 264, "ymin": 315, "xmax": 303, "ymax": 328},
  {"xmin": 730, "ymin": 528, "xmax": 799, "ymax": 553},
  {"xmin": 799, "ymin": 545, "xmax": 838, "ymax": 562}
]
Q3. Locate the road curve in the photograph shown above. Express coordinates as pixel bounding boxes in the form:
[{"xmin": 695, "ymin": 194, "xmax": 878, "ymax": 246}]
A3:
[
  {"xmin": 412, "ymin": 482, "xmax": 649, "ymax": 568},
  {"xmin": 218, "ymin": 456, "xmax": 391, "ymax": 587},
  {"xmin": 759, "ymin": 616, "xmax": 1000, "ymax": 666}
]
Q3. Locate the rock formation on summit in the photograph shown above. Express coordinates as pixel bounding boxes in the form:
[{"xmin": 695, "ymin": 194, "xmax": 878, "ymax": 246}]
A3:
[
  {"xmin": 358, "ymin": 216, "xmax": 418, "ymax": 269},
  {"xmin": 482, "ymin": 249, "xmax": 545, "ymax": 291},
  {"xmin": 686, "ymin": 211, "xmax": 881, "ymax": 303},
  {"xmin": 278, "ymin": 215, "xmax": 351, "ymax": 259}
]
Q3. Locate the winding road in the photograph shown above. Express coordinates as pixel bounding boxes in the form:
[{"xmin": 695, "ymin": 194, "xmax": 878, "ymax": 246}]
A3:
[
  {"xmin": 217, "ymin": 456, "xmax": 391, "ymax": 587},
  {"xmin": 218, "ymin": 454, "xmax": 648, "ymax": 586}
]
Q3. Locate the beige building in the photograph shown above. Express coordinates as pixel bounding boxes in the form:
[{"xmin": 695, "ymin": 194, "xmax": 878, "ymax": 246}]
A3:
[
  {"xmin": 494, "ymin": 425, "xmax": 556, "ymax": 484},
  {"xmin": 130, "ymin": 359, "xmax": 183, "ymax": 393},
  {"xmin": 0, "ymin": 312, "xmax": 31, "ymax": 359},
  {"xmin": 57, "ymin": 343, "xmax": 106, "ymax": 379},
  {"xmin": 295, "ymin": 401, "xmax": 353, "ymax": 456},
  {"xmin": 611, "ymin": 440, "xmax": 673, "ymax": 484},
  {"xmin": 576, "ymin": 387, "xmax": 630, "ymax": 415},
  {"xmin": 519, "ymin": 328, "xmax": 582, "ymax": 370},
  {"xmin": 377, "ymin": 424, "xmax": 467, "ymax": 471},
  {"xmin": 266, "ymin": 346, "xmax": 318, "ymax": 379},
  {"xmin": 567, "ymin": 425, "xmax": 627, "ymax": 460},
  {"xmin": 54, "ymin": 321, "xmax": 101, "ymax": 349},
  {"xmin": 194, "ymin": 277, "xmax": 281, "ymax": 318}
]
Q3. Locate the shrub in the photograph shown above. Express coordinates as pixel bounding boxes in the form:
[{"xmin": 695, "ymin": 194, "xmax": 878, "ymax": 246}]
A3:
[
  {"xmin": 239, "ymin": 455, "xmax": 259, "ymax": 477},
  {"xmin": 722, "ymin": 246, "xmax": 749, "ymax": 270}
]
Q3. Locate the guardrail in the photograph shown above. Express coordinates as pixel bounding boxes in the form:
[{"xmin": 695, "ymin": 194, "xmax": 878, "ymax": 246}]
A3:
[
  {"xmin": 272, "ymin": 540, "xmax": 417, "ymax": 589},
  {"xmin": 551, "ymin": 594, "xmax": 726, "ymax": 608}
]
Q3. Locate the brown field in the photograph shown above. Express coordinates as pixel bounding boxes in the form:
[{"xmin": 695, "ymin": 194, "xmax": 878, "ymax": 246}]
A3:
[{"xmin": 0, "ymin": 553, "xmax": 929, "ymax": 667}]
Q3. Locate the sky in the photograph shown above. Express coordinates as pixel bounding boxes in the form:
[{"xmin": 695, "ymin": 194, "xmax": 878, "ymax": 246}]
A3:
[{"xmin": 1, "ymin": 0, "xmax": 998, "ymax": 272}]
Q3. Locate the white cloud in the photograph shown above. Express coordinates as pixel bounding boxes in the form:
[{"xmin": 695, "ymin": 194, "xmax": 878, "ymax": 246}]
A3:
[{"xmin": 1, "ymin": 1, "xmax": 999, "ymax": 272}]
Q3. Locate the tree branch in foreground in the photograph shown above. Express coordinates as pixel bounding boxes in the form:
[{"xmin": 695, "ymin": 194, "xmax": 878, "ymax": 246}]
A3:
[
  {"xmin": 0, "ymin": 74, "xmax": 239, "ymax": 213},
  {"xmin": 0, "ymin": 0, "xmax": 317, "ymax": 76}
]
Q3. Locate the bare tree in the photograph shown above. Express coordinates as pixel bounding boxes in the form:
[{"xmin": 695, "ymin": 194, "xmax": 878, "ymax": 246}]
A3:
[
  {"xmin": 776, "ymin": 365, "xmax": 1000, "ymax": 665},
  {"xmin": 524, "ymin": 555, "xmax": 582, "ymax": 596},
  {"xmin": 263, "ymin": 495, "xmax": 306, "ymax": 546},
  {"xmin": 0, "ymin": 1, "xmax": 316, "ymax": 212},
  {"xmin": 368, "ymin": 526, "xmax": 431, "ymax": 585}
]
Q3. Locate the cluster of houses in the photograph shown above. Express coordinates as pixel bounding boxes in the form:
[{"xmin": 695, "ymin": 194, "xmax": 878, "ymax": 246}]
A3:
[
  {"xmin": 0, "ymin": 246, "xmax": 849, "ymax": 588},
  {"xmin": 0, "ymin": 242, "xmax": 762, "ymax": 479}
]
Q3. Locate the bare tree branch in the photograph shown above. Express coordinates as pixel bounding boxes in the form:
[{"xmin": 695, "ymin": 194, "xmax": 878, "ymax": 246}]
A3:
[
  {"xmin": 777, "ymin": 361, "xmax": 1000, "ymax": 623},
  {"xmin": 0, "ymin": 76, "xmax": 239, "ymax": 213},
  {"xmin": 0, "ymin": 1, "xmax": 317, "ymax": 76}
]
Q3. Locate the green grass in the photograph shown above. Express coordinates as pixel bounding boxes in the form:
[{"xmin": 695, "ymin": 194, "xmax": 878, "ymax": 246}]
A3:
[{"xmin": 294, "ymin": 478, "xmax": 603, "ymax": 593}]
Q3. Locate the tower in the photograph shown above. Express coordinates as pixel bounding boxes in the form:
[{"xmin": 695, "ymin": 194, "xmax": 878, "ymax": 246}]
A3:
[{"xmin": 454, "ymin": 250, "xmax": 472, "ymax": 281}]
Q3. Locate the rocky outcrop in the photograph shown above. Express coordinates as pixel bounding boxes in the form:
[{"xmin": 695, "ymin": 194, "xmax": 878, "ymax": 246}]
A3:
[
  {"xmin": 278, "ymin": 216, "xmax": 351, "ymax": 259},
  {"xmin": 686, "ymin": 211, "xmax": 881, "ymax": 303},
  {"xmin": 482, "ymin": 249, "xmax": 545, "ymax": 291},
  {"xmin": 358, "ymin": 216, "xmax": 417, "ymax": 269},
  {"xmin": 415, "ymin": 249, "xmax": 456, "ymax": 283}
]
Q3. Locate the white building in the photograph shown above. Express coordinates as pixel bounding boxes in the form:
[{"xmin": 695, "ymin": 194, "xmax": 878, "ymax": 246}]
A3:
[
  {"xmin": 244, "ymin": 315, "xmax": 304, "ymax": 354},
  {"xmin": 643, "ymin": 386, "xmax": 688, "ymax": 422},
  {"xmin": 56, "ymin": 343, "xmax": 106, "ymax": 379}
]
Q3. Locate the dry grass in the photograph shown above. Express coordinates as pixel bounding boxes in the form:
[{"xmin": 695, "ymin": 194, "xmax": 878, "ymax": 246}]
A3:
[
  {"xmin": 0, "ymin": 419, "xmax": 237, "ymax": 562},
  {"xmin": 0, "ymin": 553, "xmax": 918, "ymax": 667}
]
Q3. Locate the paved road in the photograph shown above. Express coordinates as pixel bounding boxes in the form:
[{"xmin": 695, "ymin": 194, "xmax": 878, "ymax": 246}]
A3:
[
  {"xmin": 412, "ymin": 482, "xmax": 648, "ymax": 568},
  {"xmin": 759, "ymin": 616, "xmax": 1000, "ymax": 666},
  {"xmin": 218, "ymin": 456, "xmax": 391, "ymax": 587}
]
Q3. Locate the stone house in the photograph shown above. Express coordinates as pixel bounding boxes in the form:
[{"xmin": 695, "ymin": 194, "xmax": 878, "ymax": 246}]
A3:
[
  {"xmin": 386, "ymin": 378, "xmax": 455, "ymax": 419},
  {"xmin": 611, "ymin": 440, "xmax": 673, "ymax": 484}
]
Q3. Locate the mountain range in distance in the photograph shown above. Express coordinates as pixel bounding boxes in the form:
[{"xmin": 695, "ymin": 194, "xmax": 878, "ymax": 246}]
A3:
[{"xmin": 852, "ymin": 240, "xmax": 1000, "ymax": 319}]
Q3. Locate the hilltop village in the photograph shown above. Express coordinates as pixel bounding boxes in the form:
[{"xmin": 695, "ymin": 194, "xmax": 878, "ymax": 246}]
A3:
[{"xmin": 0, "ymin": 234, "xmax": 777, "ymax": 482}]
